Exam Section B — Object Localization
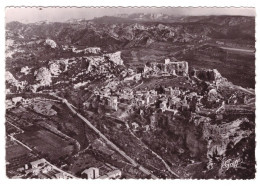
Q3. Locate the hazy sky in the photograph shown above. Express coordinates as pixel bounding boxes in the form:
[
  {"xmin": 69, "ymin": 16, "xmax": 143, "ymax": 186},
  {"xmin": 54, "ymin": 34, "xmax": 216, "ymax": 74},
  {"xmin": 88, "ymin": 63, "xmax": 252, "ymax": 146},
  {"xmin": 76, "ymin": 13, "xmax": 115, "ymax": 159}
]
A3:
[{"xmin": 5, "ymin": 7, "xmax": 255, "ymax": 23}]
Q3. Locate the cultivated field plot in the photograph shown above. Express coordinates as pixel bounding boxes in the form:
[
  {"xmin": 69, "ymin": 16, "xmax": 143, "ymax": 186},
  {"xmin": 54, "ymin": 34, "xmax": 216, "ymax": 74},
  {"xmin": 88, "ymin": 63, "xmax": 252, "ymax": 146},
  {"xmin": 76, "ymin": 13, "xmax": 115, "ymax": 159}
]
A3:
[
  {"xmin": 6, "ymin": 137, "xmax": 38, "ymax": 177},
  {"xmin": 7, "ymin": 99, "xmax": 94, "ymax": 150},
  {"xmin": 16, "ymin": 128, "xmax": 74, "ymax": 161},
  {"xmin": 6, "ymin": 143, "xmax": 31, "ymax": 161}
]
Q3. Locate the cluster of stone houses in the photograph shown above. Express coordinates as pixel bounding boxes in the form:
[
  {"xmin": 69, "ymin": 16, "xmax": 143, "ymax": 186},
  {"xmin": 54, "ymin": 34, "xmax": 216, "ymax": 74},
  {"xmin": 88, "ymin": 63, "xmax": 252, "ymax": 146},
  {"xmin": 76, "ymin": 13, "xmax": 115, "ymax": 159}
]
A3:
[
  {"xmin": 91, "ymin": 83, "xmax": 200, "ymax": 116},
  {"xmin": 88, "ymin": 58, "xmax": 197, "ymax": 115},
  {"xmin": 81, "ymin": 58, "xmax": 190, "ymax": 113}
]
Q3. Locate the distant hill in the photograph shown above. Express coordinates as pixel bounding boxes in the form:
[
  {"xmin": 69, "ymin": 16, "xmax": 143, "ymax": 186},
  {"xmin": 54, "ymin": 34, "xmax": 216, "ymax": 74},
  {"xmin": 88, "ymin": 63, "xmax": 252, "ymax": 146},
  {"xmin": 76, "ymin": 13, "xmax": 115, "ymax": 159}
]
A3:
[{"xmin": 6, "ymin": 15, "xmax": 255, "ymax": 50}]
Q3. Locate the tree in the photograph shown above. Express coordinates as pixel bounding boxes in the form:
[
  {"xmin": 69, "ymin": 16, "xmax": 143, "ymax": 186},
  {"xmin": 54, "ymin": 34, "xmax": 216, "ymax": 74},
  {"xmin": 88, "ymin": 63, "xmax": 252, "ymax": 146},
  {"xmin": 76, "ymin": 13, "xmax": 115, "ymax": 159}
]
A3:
[{"xmin": 156, "ymin": 85, "xmax": 165, "ymax": 94}]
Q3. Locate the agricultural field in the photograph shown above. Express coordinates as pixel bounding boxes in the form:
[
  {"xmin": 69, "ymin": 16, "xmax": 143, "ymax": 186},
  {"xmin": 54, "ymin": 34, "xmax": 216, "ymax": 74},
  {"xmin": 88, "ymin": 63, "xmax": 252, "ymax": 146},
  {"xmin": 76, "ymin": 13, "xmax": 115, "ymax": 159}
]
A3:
[
  {"xmin": 15, "ymin": 127, "xmax": 74, "ymax": 161},
  {"xmin": 6, "ymin": 141, "xmax": 31, "ymax": 161}
]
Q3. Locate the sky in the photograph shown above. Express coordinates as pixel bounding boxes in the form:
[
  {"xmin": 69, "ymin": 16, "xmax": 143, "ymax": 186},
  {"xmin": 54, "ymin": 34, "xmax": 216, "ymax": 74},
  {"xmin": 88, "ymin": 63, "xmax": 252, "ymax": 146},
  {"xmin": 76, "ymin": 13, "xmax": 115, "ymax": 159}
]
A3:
[{"xmin": 5, "ymin": 7, "xmax": 255, "ymax": 23}]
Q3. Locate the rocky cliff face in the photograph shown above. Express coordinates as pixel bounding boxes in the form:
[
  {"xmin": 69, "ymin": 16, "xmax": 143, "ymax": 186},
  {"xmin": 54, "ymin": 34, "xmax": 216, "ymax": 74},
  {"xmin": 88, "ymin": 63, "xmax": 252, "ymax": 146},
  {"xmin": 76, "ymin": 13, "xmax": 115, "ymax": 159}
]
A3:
[
  {"xmin": 31, "ymin": 67, "xmax": 52, "ymax": 92},
  {"xmin": 45, "ymin": 39, "xmax": 57, "ymax": 48},
  {"xmin": 203, "ymin": 118, "xmax": 252, "ymax": 169},
  {"xmin": 5, "ymin": 71, "xmax": 27, "ymax": 92},
  {"xmin": 49, "ymin": 59, "xmax": 68, "ymax": 76},
  {"xmin": 105, "ymin": 51, "xmax": 124, "ymax": 66},
  {"xmin": 192, "ymin": 69, "xmax": 226, "ymax": 83}
]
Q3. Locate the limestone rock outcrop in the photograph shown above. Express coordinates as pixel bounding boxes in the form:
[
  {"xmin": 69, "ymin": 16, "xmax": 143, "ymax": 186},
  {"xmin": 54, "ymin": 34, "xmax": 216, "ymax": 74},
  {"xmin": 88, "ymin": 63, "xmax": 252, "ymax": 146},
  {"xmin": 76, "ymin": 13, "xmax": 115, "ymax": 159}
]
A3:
[{"xmin": 45, "ymin": 39, "xmax": 57, "ymax": 48}]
